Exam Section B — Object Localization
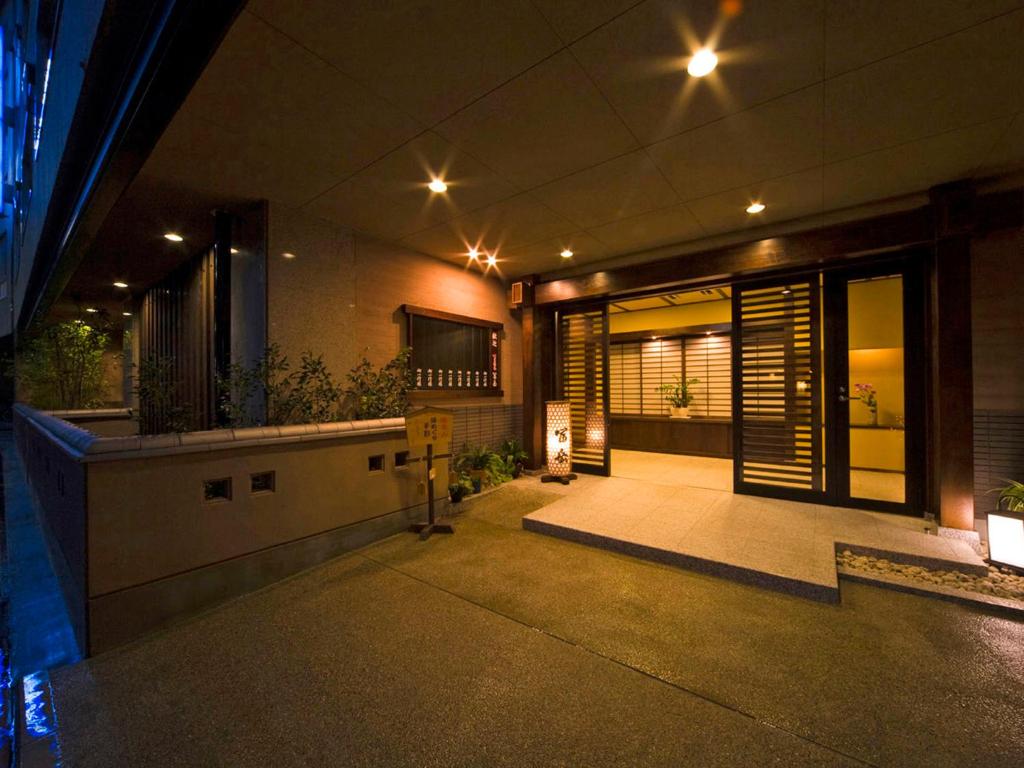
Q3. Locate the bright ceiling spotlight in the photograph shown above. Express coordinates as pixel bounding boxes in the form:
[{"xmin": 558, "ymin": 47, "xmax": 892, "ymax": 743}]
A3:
[
  {"xmin": 746, "ymin": 202, "xmax": 766, "ymax": 214},
  {"xmin": 122, "ymin": 312, "xmax": 132, "ymax": 317},
  {"xmin": 560, "ymin": 249, "xmax": 573, "ymax": 259},
  {"xmin": 486, "ymin": 254, "xmax": 497, "ymax": 267},
  {"xmin": 687, "ymin": 48, "xmax": 718, "ymax": 77},
  {"xmin": 85, "ymin": 307, "xmax": 98, "ymax": 313},
  {"xmin": 281, "ymin": 252, "xmax": 296, "ymax": 259},
  {"xmin": 428, "ymin": 178, "xmax": 448, "ymax": 193},
  {"xmin": 113, "ymin": 281, "xmax": 128, "ymax": 289},
  {"xmin": 163, "ymin": 232, "xmax": 184, "ymax": 242},
  {"xmin": 468, "ymin": 247, "xmax": 479, "ymax": 260},
  {"xmin": 230, "ymin": 248, "xmax": 239, "ymax": 254}
]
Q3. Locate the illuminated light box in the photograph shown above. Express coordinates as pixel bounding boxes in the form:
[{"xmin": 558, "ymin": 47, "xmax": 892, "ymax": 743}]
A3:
[
  {"xmin": 542, "ymin": 400, "xmax": 577, "ymax": 485},
  {"xmin": 988, "ymin": 509, "xmax": 1024, "ymax": 572}
]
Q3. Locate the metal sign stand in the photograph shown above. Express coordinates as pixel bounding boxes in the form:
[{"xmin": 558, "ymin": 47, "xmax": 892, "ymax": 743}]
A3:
[{"xmin": 410, "ymin": 442, "xmax": 454, "ymax": 540}]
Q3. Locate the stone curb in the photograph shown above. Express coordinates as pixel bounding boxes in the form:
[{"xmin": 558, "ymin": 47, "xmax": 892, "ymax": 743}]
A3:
[{"xmin": 837, "ymin": 566, "xmax": 1024, "ymax": 618}]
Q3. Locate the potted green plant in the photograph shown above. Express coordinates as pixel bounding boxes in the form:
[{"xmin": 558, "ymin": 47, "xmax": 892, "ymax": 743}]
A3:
[
  {"xmin": 995, "ymin": 479, "xmax": 1024, "ymax": 511},
  {"xmin": 448, "ymin": 472, "xmax": 474, "ymax": 503},
  {"xmin": 455, "ymin": 444, "xmax": 497, "ymax": 492},
  {"xmin": 658, "ymin": 377, "xmax": 700, "ymax": 418},
  {"xmin": 498, "ymin": 438, "xmax": 529, "ymax": 478}
]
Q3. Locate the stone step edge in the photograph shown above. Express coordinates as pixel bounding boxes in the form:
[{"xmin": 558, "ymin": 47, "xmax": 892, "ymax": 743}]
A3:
[
  {"xmin": 834, "ymin": 541, "xmax": 989, "ymax": 577},
  {"xmin": 837, "ymin": 566, "xmax": 1024, "ymax": 618},
  {"xmin": 523, "ymin": 517, "xmax": 839, "ymax": 604}
]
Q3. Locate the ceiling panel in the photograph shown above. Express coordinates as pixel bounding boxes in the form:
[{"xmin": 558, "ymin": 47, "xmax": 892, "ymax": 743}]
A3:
[
  {"xmin": 976, "ymin": 114, "xmax": 1024, "ymax": 177},
  {"xmin": 531, "ymin": 0, "xmax": 641, "ymax": 42},
  {"xmin": 571, "ymin": 0, "xmax": 824, "ymax": 144},
  {"xmin": 246, "ymin": 0, "xmax": 562, "ymax": 125},
  {"xmin": 587, "ymin": 202, "xmax": 704, "ymax": 253},
  {"xmin": 824, "ymin": 0, "xmax": 1023, "ymax": 76},
  {"xmin": 436, "ymin": 51, "xmax": 639, "ymax": 189},
  {"xmin": 500, "ymin": 232, "xmax": 611, "ymax": 275},
  {"xmin": 685, "ymin": 167, "xmax": 824, "ymax": 237},
  {"xmin": 648, "ymin": 85, "xmax": 823, "ymax": 201},
  {"xmin": 399, "ymin": 194, "xmax": 578, "ymax": 265},
  {"xmin": 305, "ymin": 131, "xmax": 520, "ymax": 239},
  {"xmin": 532, "ymin": 149, "xmax": 680, "ymax": 228},
  {"xmin": 824, "ymin": 10, "xmax": 1024, "ymax": 162}
]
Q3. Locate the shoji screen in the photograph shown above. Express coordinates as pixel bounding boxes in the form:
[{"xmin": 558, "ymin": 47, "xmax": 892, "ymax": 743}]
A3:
[{"xmin": 685, "ymin": 334, "xmax": 732, "ymax": 417}]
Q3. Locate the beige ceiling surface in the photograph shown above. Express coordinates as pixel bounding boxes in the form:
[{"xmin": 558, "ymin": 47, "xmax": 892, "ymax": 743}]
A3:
[{"xmin": 73, "ymin": 0, "xmax": 1024, "ymax": 304}]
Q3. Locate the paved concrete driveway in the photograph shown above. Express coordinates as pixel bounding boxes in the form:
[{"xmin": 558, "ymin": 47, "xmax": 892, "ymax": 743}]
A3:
[{"xmin": 48, "ymin": 486, "xmax": 1024, "ymax": 767}]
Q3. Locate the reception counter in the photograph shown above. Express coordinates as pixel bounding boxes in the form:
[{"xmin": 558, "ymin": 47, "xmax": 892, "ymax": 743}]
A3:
[{"xmin": 610, "ymin": 415, "xmax": 732, "ymax": 458}]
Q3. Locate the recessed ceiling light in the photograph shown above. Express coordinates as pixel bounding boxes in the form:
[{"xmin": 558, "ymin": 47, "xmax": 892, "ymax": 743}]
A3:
[
  {"xmin": 230, "ymin": 248, "xmax": 239, "ymax": 254},
  {"xmin": 85, "ymin": 307, "xmax": 98, "ymax": 313},
  {"xmin": 687, "ymin": 48, "xmax": 718, "ymax": 78},
  {"xmin": 122, "ymin": 312, "xmax": 132, "ymax": 317},
  {"xmin": 113, "ymin": 281, "xmax": 128, "ymax": 289},
  {"xmin": 746, "ymin": 202, "xmax": 766, "ymax": 214},
  {"xmin": 428, "ymin": 178, "xmax": 448, "ymax": 193},
  {"xmin": 486, "ymin": 254, "xmax": 497, "ymax": 267},
  {"xmin": 163, "ymin": 232, "xmax": 183, "ymax": 242},
  {"xmin": 281, "ymin": 252, "xmax": 296, "ymax": 259},
  {"xmin": 560, "ymin": 249, "xmax": 573, "ymax": 259},
  {"xmin": 781, "ymin": 287, "xmax": 792, "ymax": 295},
  {"xmin": 468, "ymin": 247, "xmax": 479, "ymax": 260}
]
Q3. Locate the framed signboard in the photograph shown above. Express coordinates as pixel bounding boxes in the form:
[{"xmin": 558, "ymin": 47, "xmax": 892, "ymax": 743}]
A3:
[{"xmin": 403, "ymin": 305, "xmax": 502, "ymax": 397}]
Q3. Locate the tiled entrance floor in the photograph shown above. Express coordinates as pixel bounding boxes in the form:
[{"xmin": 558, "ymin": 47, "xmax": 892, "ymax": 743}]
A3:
[{"xmin": 521, "ymin": 473, "xmax": 986, "ymax": 603}]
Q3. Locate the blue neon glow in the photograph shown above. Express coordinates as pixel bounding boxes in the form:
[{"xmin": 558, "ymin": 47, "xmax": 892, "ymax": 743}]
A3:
[
  {"xmin": 23, "ymin": 671, "xmax": 57, "ymax": 739},
  {"xmin": 33, "ymin": 52, "xmax": 52, "ymax": 159}
]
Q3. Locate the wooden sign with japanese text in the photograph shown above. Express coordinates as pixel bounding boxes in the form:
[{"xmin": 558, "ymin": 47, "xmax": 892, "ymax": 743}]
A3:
[{"xmin": 405, "ymin": 407, "xmax": 454, "ymax": 452}]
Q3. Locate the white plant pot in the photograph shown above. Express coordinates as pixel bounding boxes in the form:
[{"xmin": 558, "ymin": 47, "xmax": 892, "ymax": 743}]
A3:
[{"xmin": 669, "ymin": 406, "xmax": 690, "ymax": 419}]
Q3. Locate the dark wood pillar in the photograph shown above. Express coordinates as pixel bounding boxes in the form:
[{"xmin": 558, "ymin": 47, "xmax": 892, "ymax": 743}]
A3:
[
  {"xmin": 212, "ymin": 210, "xmax": 233, "ymax": 427},
  {"xmin": 521, "ymin": 277, "xmax": 555, "ymax": 470},
  {"xmin": 929, "ymin": 183, "xmax": 975, "ymax": 530}
]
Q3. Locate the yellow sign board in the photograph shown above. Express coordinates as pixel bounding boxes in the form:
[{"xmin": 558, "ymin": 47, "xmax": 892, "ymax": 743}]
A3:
[{"xmin": 405, "ymin": 407, "xmax": 454, "ymax": 451}]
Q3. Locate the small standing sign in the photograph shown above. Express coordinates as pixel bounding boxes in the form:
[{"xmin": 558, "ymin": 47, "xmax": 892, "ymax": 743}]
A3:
[{"xmin": 406, "ymin": 407, "xmax": 455, "ymax": 540}]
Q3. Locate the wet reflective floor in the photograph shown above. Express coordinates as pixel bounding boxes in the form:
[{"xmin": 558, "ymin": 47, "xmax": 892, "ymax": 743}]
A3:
[{"xmin": 40, "ymin": 486, "xmax": 1024, "ymax": 766}]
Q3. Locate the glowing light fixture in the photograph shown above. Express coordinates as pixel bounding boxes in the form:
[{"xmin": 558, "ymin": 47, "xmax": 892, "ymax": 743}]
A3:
[
  {"xmin": 281, "ymin": 252, "xmax": 296, "ymax": 259},
  {"xmin": 163, "ymin": 232, "xmax": 183, "ymax": 242},
  {"xmin": 113, "ymin": 281, "xmax": 128, "ymax": 289},
  {"xmin": 468, "ymin": 247, "xmax": 479, "ymax": 260},
  {"xmin": 746, "ymin": 202, "xmax": 766, "ymax": 214},
  {"xmin": 989, "ymin": 509, "xmax": 1024, "ymax": 572},
  {"xmin": 541, "ymin": 400, "xmax": 576, "ymax": 484},
  {"xmin": 122, "ymin": 312, "xmax": 132, "ymax": 317},
  {"xmin": 230, "ymin": 248, "xmax": 240, "ymax": 254},
  {"xmin": 85, "ymin": 307, "xmax": 98, "ymax": 313},
  {"xmin": 560, "ymin": 249, "xmax": 573, "ymax": 259},
  {"xmin": 687, "ymin": 48, "xmax": 718, "ymax": 77},
  {"xmin": 486, "ymin": 254, "xmax": 497, "ymax": 267},
  {"xmin": 428, "ymin": 178, "xmax": 448, "ymax": 193}
]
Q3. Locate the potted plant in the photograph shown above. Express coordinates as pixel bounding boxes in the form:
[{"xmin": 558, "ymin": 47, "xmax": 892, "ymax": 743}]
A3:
[
  {"xmin": 853, "ymin": 383, "xmax": 878, "ymax": 426},
  {"xmin": 995, "ymin": 479, "xmax": 1024, "ymax": 511},
  {"xmin": 448, "ymin": 472, "xmax": 474, "ymax": 503},
  {"xmin": 455, "ymin": 444, "xmax": 497, "ymax": 493},
  {"xmin": 498, "ymin": 438, "xmax": 529, "ymax": 478},
  {"xmin": 658, "ymin": 377, "xmax": 700, "ymax": 418}
]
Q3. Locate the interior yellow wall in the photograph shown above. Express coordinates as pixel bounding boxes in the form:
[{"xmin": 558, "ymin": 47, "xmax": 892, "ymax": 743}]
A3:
[
  {"xmin": 847, "ymin": 277, "xmax": 902, "ymax": 350},
  {"xmin": 609, "ymin": 299, "xmax": 731, "ymax": 333}
]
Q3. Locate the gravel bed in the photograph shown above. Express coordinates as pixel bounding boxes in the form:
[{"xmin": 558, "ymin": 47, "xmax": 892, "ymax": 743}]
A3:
[{"xmin": 836, "ymin": 550, "xmax": 1024, "ymax": 601}]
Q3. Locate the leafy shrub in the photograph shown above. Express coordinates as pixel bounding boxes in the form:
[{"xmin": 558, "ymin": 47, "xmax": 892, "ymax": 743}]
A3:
[
  {"xmin": 135, "ymin": 353, "xmax": 195, "ymax": 434},
  {"xmin": 341, "ymin": 348, "xmax": 413, "ymax": 420},
  {"xmin": 19, "ymin": 319, "xmax": 110, "ymax": 410}
]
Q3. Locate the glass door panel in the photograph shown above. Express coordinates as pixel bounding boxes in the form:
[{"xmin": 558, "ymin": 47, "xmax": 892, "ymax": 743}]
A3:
[{"xmin": 846, "ymin": 275, "xmax": 906, "ymax": 504}]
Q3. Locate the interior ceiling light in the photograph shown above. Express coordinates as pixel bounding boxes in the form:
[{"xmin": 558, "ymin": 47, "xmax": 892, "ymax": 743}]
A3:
[
  {"xmin": 687, "ymin": 48, "xmax": 718, "ymax": 77},
  {"xmin": 113, "ymin": 281, "xmax": 128, "ymax": 289},
  {"xmin": 468, "ymin": 247, "xmax": 479, "ymax": 260},
  {"xmin": 230, "ymin": 248, "xmax": 239, "ymax": 254},
  {"xmin": 486, "ymin": 254, "xmax": 497, "ymax": 267},
  {"xmin": 746, "ymin": 202, "xmax": 766, "ymax": 214},
  {"xmin": 163, "ymin": 232, "xmax": 183, "ymax": 242},
  {"xmin": 85, "ymin": 307, "xmax": 98, "ymax": 313},
  {"xmin": 122, "ymin": 311, "xmax": 132, "ymax": 317},
  {"xmin": 428, "ymin": 178, "xmax": 448, "ymax": 193},
  {"xmin": 281, "ymin": 252, "xmax": 296, "ymax": 259},
  {"xmin": 560, "ymin": 249, "xmax": 573, "ymax": 259}
]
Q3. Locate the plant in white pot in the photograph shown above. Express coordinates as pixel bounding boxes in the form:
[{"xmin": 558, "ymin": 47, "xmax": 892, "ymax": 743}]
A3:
[{"xmin": 658, "ymin": 377, "xmax": 700, "ymax": 418}]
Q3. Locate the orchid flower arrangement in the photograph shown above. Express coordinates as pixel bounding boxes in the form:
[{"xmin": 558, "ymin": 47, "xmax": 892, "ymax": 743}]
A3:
[{"xmin": 853, "ymin": 383, "xmax": 878, "ymax": 414}]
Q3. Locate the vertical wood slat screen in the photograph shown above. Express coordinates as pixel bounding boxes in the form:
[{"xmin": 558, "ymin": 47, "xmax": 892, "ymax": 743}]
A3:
[
  {"xmin": 734, "ymin": 282, "xmax": 822, "ymax": 493},
  {"xmin": 608, "ymin": 339, "xmax": 683, "ymax": 415},
  {"xmin": 685, "ymin": 335, "xmax": 732, "ymax": 417},
  {"xmin": 139, "ymin": 249, "xmax": 216, "ymax": 433},
  {"xmin": 560, "ymin": 309, "xmax": 608, "ymax": 472}
]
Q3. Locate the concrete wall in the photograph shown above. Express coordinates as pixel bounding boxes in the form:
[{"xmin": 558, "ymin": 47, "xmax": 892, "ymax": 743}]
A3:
[
  {"xmin": 266, "ymin": 204, "xmax": 523, "ymax": 409},
  {"xmin": 14, "ymin": 405, "xmax": 449, "ymax": 654}
]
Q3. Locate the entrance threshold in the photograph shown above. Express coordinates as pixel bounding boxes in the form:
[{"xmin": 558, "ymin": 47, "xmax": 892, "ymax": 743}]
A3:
[{"xmin": 521, "ymin": 474, "xmax": 985, "ymax": 603}]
